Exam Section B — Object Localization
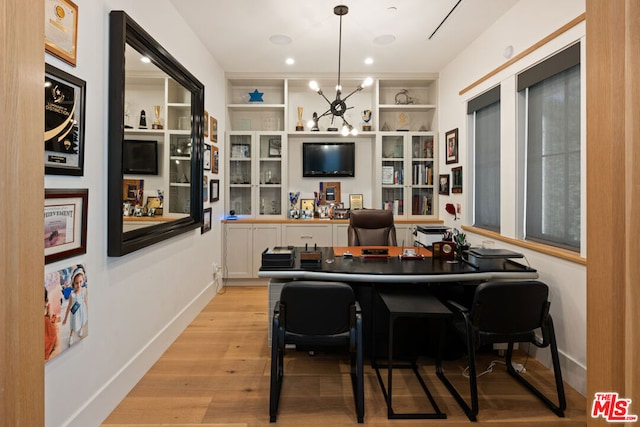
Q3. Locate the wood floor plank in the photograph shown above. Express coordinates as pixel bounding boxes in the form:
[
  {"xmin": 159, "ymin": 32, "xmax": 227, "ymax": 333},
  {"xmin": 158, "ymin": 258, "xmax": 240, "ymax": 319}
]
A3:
[{"xmin": 103, "ymin": 286, "xmax": 587, "ymax": 426}]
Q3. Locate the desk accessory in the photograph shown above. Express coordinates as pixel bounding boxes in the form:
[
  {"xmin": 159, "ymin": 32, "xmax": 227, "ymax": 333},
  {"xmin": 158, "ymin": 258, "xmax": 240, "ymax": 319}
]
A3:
[{"xmin": 432, "ymin": 241, "xmax": 455, "ymax": 260}]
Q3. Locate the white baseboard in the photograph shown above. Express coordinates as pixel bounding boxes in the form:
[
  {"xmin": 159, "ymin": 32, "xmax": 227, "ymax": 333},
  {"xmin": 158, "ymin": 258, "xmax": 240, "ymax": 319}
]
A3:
[{"xmin": 64, "ymin": 282, "xmax": 217, "ymax": 427}]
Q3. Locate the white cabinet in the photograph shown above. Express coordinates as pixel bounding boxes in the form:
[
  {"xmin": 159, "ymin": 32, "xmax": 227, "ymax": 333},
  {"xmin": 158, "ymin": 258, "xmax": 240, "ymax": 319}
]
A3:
[
  {"xmin": 224, "ymin": 222, "xmax": 281, "ymax": 278},
  {"xmin": 226, "ymin": 78, "xmax": 286, "ymax": 131},
  {"xmin": 226, "ymin": 131, "xmax": 287, "ymax": 218},
  {"xmin": 376, "ymin": 132, "xmax": 437, "ymax": 219},
  {"xmin": 332, "ymin": 223, "xmax": 350, "ymax": 246},
  {"xmin": 282, "ymin": 223, "xmax": 333, "ymax": 247}
]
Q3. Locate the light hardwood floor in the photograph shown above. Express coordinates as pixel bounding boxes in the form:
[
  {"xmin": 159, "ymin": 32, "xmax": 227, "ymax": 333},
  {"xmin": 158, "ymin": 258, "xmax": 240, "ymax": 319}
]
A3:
[{"xmin": 103, "ymin": 286, "xmax": 586, "ymax": 426}]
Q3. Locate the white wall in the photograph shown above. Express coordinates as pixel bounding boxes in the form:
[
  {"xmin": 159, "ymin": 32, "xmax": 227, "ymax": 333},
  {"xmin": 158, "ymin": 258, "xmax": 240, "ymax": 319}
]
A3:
[
  {"xmin": 437, "ymin": 0, "xmax": 586, "ymax": 395},
  {"xmin": 43, "ymin": 1, "xmax": 226, "ymax": 425}
]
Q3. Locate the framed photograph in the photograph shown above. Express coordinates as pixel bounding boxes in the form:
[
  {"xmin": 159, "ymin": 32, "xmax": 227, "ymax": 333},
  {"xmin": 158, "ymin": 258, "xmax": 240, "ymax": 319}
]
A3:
[
  {"xmin": 269, "ymin": 138, "xmax": 281, "ymax": 157},
  {"xmin": 300, "ymin": 199, "xmax": 315, "ymax": 219},
  {"xmin": 212, "ymin": 145, "xmax": 219, "ymax": 174},
  {"xmin": 349, "ymin": 194, "xmax": 363, "ymax": 210},
  {"xmin": 445, "ymin": 128, "xmax": 459, "ymax": 164},
  {"xmin": 122, "ymin": 179, "xmax": 144, "ymax": 204},
  {"xmin": 210, "ymin": 116, "xmax": 218, "ymax": 143},
  {"xmin": 203, "ymin": 143, "xmax": 211, "ymax": 171},
  {"xmin": 439, "ymin": 174, "xmax": 450, "ymax": 195},
  {"xmin": 452, "ymin": 166, "xmax": 463, "ymax": 193},
  {"xmin": 320, "ymin": 181, "xmax": 341, "ymax": 204},
  {"xmin": 44, "ymin": 263, "xmax": 88, "ymax": 361},
  {"xmin": 201, "ymin": 207, "xmax": 212, "ymax": 234},
  {"xmin": 203, "ymin": 110, "xmax": 209, "ymax": 137},
  {"xmin": 45, "ymin": 64, "xmax": 86, "ymax": 175},
  {"xmin": 210, "ymin": 179, "xmax": 220, "ymax": 202},
  {"xmin": 44, "ymin": 189, "xmax": 88, "ymax": 264},
  {"xmin": 45, "ymin": 0, "xmax": 78, "ymax": 66}
]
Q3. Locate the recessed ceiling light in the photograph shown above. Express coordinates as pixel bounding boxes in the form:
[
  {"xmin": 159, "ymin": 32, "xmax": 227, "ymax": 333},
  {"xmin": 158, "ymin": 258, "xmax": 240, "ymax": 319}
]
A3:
[
  {"xmin": 388, "ymin": 6, "xmax": 397, "ymax": 12},
  {"xmin": 373, "ymin": 34, "xmax": 396, "ymax": 45},
  {"xmin": 140, "ymin": 56, "xmax": 151, "ymax": 64},
  {"xmin": 364, "ymin": 57, "xmax": 374, "ymax": 65},
  {"xmin": 269, "ymin": 34, "xmax": 292, "ymax": 45},
  {"xmin": 286, "ymin": 58, "xmax": 295, "ymax": 65}
]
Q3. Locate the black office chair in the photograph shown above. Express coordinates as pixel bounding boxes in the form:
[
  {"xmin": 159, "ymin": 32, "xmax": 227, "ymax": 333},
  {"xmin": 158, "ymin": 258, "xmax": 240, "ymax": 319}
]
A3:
[
  {"xmin": 269, "ymin": 281, "xmax": 364, "ymax": 423},
  {"xmin": 348, "ymin": 209, "xmax": 397, "ymax": 246},
  {"xmin": 436, "ymin": 280, "xmax": 566, "ymax": 422}
]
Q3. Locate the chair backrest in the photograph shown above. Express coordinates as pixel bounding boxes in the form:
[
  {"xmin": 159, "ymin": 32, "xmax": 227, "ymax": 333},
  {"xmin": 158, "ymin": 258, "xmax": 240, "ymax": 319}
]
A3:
[
  {"xmin": 471, "ymin": 280, "xmax": 550, "ymax": 335},
  {"xmin": 279, "ymin": 281, "xmax": 355, "ymax": 336},
  {"xmin": 348, "ymin": 209, "xmax": 397, "ymax": 246}
]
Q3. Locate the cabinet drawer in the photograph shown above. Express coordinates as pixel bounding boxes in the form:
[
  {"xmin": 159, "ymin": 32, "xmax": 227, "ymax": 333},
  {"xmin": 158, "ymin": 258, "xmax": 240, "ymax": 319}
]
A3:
[{"xmin": 282, "ymin": 224, "xmax": 333, "ymax": 247}]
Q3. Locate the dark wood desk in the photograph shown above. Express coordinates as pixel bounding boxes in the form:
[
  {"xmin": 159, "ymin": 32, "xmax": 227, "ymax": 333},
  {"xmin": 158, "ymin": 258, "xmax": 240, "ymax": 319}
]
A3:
[{"xmin": 261, "ymin": 246, "xmax": 537, "ymax": 348}]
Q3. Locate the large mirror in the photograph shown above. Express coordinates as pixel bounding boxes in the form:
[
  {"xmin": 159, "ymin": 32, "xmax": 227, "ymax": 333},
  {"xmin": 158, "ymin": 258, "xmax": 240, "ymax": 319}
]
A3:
[{"xmin": 108, "ymin": 10, "xmax": 204, "ymax": 256}]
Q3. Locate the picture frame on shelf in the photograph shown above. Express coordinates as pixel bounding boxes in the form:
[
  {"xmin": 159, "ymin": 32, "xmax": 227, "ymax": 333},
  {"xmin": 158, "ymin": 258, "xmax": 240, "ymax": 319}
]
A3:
[
  {"xmin": 445, "ymin": 128, "xmax": 459, "ymax": 164},
  {"xmin": 203, "ymin": 143, "xmax": 211, "ymax": 171},
  {"xmin": 300, "ymin": 199, "xmax": 315, "ymax": 219},
  {"xmin": 268, "ymin": 138, "xmax": 281, "ymax": 157},
  {"xmin": 451, "ymin": 166, "xmax": 463, "ymax": 193},
  {"xmin": 122, "ymin": 179, "xmax": 143, "ymax": 204},
  {"xmin": 45, "ymin": 0, "xmax": 78, "ymax": 66},
  {"xmin": 439, "ymin": 174, "xmax": 450, "ymax": 195},
  {"xmin": 45, "ymin": 63, "xmax": 86, "ymax": 175},
  {"xmin": 44, "ymin": 189, "xmax": 88, "ymax": 264},
  {"xmin": 320, "ymin": 181, "xmax": 341, "ymax": 204},
  {"xmin": 210, "ymin": 179, "xmax": 220, "ymax": 202},
  {"xmin": 201, "ymin": 207, "xmax": 212, "ymax": 234},
  {"xmin": 203, "ymin": 110, "xmax": 209, "ymax": 137},
  {"xmin": 349, "ymin": 194, "xmax": 363, "ymax": 210},
  {"xmin": 210, "ymin": 116, "xmax": 217, "ymax": 143}
]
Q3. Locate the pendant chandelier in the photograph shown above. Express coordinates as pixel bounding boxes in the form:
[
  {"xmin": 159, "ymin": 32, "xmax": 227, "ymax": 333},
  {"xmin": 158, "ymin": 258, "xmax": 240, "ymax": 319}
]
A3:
[{"xmin": 309, "ymin": 5, "xmax": 373, "ymax": 136}]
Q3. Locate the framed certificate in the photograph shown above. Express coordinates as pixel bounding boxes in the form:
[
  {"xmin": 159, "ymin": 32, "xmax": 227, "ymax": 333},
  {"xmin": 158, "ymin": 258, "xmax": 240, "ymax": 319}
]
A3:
[
  {"xmin": 44, "ymin": 189, "xmax": 88, "ymax": 264},
  {"xmin": 349, "ymin": 194, "xmax": 363, "ymax": 210},
  {"xmin": 45, "ymin": 0, "xmax": 79, "ymax": 66}
]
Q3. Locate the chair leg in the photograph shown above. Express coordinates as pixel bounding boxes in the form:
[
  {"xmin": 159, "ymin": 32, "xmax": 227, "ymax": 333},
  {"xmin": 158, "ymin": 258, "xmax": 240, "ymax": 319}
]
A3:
[
  {"xmin": 436, "ymin": 317, "xmax": 478, "ymax": 422},
  {"xmin": 349, "ymin": 320, "xmax": 365, "ymax": 423},
  {"xmin": 505, "ymin": 332, "xmax": 566, "ymax": 417},
  {"xmin": 269, "ymin": 326, "xmax": 284, "ymax": 422}
]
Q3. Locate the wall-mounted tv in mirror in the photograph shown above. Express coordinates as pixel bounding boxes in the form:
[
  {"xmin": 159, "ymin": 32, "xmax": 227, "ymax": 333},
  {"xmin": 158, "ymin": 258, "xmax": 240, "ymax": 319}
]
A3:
[
  {"xmin": 302, "ymin": 142, "xmax": 355, "ymax": 177},
  {"xmin": 123, "ymin": 139, "xmax": 158, "ymax": 175}
]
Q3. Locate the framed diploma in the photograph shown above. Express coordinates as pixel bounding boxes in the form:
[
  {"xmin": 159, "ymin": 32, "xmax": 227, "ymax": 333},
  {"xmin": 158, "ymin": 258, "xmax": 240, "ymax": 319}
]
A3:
[
  {"xmin": 349, "ymin": 194, "xmax": 363, "ymax": 210},
  {"xmin": 45, "ymin": 0, "xmax": 79, "ymax": 66},
  {"xmin": 45, "ymin": 64, "xmax": 86, "ymax": 176},
  {"xmin": 44, "ymin": 189, "xmax": 88, "ymax": 264}
]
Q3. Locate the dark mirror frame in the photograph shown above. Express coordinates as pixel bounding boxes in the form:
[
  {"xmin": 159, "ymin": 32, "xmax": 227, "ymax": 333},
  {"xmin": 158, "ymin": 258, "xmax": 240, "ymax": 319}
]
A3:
[{"xmin": 108, "ymin": 10, "xmax": 204, "ymax": 257}]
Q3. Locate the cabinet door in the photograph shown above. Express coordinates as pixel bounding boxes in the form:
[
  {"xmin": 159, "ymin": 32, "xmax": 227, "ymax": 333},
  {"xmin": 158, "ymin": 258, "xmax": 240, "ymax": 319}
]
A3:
[
  {"xmin": 257, "ymin": 132, "xmax": 285, "ymax": 217},
  {"xmin": 333, "ymin": 223, "xmax": 350, "ymax": 247},
  {"xmin": 395, "ymin": 224, "xmax": 416, "ymax": 247},
  {"xmin": 282, "ymin": 224, "xmax": 333, "ymax": 247},
  {"xmin": 228, "ymin": 132, "xmax": 254, "ymax": 216},
  {"xmin": 380, "ymin": 134, "xmax": 406, "ymax": 215},
  {"xmin": 252, "ymin": 223, "xmax": 281, "ymax": 277},
  {"xmin": 408, "ymin": 134, "xmax": 436, "ymax": 217},
  {"xmin": 224, "ymin": 223, "xmax": 253, "ymax": 278}
]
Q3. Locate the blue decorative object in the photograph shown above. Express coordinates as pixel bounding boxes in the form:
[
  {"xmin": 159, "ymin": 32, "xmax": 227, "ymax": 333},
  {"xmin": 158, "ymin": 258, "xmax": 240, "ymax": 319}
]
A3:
[{"xmin": 248, "ymin": 89, "xmax": 264, "ymax": 103}]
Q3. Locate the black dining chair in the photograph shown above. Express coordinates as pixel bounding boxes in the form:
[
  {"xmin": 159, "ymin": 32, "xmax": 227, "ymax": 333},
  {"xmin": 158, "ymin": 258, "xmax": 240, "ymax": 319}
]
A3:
[
  {"xmin": 436, "ymin": 280, "xmax": 566, "ymax": 421},
  {"xmin": 269, "ymin": 281, "xmax": 364, "ymax": 423}
]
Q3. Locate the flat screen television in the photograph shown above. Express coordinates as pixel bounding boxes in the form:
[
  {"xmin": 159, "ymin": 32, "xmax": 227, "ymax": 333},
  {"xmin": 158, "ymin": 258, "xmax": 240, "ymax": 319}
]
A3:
[
  {"xmin": 302, "ymin": 142, "xmax": 355, "ymax": 177},
  {"xmin": 123, "ymin": 139, "xmax": 158, "ymax": 175}
]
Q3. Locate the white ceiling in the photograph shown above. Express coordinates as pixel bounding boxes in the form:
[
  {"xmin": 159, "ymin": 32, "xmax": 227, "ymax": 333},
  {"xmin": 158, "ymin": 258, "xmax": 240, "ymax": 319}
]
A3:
[{"xmin": 170, "ymin": 0, "xmax": 520, "ymax": 75}]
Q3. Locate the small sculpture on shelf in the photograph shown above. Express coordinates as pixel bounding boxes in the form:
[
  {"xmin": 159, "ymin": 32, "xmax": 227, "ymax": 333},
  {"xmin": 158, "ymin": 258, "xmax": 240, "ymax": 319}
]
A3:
[
  {"xmin": 289, "ymin": 192, "xmax": 300, "ymax": 219},
  {"xmin": 395, "ymin": 89, "xmax": 415, "ymax": 105},
  {"xmin": 139, "ymin": 109, "xmax": 147, "ymax": 129},
  {"xmin": 309, "ymin": 112, "xmax": 320, "ymax": 131}
]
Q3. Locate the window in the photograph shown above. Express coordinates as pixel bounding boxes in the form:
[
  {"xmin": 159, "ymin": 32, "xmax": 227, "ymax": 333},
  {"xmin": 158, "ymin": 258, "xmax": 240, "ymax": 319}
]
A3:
[
  {"xmin": 520, "ymin": 44, "xmax": 581, "ymax": 250},
  {"xmin": 469, "ymin": 86, "xmax": 501, "ymax": 232}
]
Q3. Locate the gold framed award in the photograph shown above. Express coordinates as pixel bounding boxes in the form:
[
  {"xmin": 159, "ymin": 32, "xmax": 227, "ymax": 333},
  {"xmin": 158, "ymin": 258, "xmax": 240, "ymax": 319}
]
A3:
[{"xmin": 45, "ymin": 0, "xmax": 79, "ymax": 66}]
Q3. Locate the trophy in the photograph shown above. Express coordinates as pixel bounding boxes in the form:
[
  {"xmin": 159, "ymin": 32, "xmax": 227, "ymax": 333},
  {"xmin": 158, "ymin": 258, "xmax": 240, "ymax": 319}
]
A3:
[
  {"xmin": 296, "ymin": 107, "xmax": 304, "ymax": 131},
  {"xmin": 362, "ymin": 109, "xmax": 372, "ymax": 131},
  {"xmin": 152, "ymin": 105, "xmax": 163, "ymax": 129},
  {"xmin": 139, "ymin": 109, "xmax": 147, "ymax": 129}
]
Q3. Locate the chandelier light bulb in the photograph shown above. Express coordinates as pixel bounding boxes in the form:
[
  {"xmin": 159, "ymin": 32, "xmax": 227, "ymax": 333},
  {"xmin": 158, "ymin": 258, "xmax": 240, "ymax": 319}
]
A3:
[
  {"xmin": 309, "ymin": 81, "xmax": 320, "ymax": 92},
  {"xmin": 351, "ymin": 127, "xmax": 358, "ymax": 136},
  {"xmin": 341, "ymin": 125, "xmax": 350, "ymax": 136},
  {"xmin": 362, "ymin": 77, "xmax": 373, "ymax": 87}
]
